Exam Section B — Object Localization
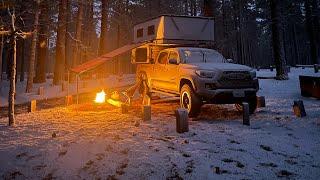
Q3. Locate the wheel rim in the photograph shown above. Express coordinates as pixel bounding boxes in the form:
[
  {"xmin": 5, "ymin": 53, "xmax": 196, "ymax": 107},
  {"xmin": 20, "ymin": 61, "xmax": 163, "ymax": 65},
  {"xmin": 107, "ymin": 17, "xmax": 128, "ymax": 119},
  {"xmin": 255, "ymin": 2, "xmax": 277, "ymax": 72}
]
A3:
[{"xmin": 181, "ymin": 91, "xmax": 191, "ymax": 112}]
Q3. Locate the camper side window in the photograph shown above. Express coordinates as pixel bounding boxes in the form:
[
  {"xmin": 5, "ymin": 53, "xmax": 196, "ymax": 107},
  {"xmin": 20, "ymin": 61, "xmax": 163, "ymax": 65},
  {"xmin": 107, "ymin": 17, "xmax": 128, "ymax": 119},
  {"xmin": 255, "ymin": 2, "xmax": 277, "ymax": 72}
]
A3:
[
  {"xmin": 137, "ymin": 28, "xmax": 143, "ymax": 38},
  {"xmin": 135, "ymin": 48, "xmax": 147, "ymax": 63},
  {"xmin": 147, "ymin": 25, "xmax": 155, "ymax": 35}
]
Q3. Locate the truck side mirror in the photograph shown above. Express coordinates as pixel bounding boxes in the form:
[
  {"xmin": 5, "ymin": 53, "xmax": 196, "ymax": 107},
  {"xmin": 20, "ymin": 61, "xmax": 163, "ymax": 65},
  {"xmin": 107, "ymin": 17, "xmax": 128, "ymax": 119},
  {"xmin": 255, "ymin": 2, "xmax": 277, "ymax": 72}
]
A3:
[
  {"xmin": 227, "ymin": 59, "xmax": 234, "ymax": 63},
  {"xmin": 169, "ymin": 59, "xmax": 179, "ymax": 65}
]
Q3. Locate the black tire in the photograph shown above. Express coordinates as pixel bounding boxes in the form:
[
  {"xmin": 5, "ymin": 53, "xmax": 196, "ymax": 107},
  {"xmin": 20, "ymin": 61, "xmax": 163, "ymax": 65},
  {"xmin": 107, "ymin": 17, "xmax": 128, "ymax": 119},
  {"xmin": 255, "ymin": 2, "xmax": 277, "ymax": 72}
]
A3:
[
  {"xmin": 235, "ymin": 96, "xmax": 257, "ymax": 114},
  {"xmin": 180, "ymin": 84, "xmax": 202, "ymax": 117}
]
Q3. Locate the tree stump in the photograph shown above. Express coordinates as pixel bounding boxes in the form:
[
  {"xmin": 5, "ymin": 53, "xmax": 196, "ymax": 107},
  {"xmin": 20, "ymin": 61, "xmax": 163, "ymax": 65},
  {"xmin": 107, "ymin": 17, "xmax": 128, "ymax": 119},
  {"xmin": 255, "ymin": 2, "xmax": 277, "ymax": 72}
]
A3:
[
  {"xmin": 242, "ymin": 103, "xmax": 250, "ymax": 126},
  {"xmin": 293, "ymin": 100, "xmax": 307, "ymax": 117},
  {"xmin": 121, "ymin": 104, "xmax": 129, "ymax": 114},
  {"xmin": 65, "ymin": 95, "xmax": 73, "ymax": 106},
  {"xmin": 142, "ymin": 105, "xmax": 151, "ymax": 121},
  {"xmin": 175, "ymin": 108, "xmax": 189, "ymax": 133},
  {"xmin": 38, "ymin": 86, "xmax": 44, "ymax": 96},
  {"xmin": 28, "ymin": 100, "xmax": 37, "ymax": 113},
  {"xmin": 257, "ymin": 96, "xmax": 266, "ymax": 108},
  {"xmin": 314, "ymin": 64, "xmax": 319, "ymax": 73}
]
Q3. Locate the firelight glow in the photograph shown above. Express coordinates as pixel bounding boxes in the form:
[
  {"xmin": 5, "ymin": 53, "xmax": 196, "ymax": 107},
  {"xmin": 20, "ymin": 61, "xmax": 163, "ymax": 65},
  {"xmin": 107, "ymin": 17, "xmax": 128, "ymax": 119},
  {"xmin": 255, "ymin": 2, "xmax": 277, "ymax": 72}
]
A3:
[{"xmin": 95, "ymin": 90, "xmax": 106, "ymax": 103}]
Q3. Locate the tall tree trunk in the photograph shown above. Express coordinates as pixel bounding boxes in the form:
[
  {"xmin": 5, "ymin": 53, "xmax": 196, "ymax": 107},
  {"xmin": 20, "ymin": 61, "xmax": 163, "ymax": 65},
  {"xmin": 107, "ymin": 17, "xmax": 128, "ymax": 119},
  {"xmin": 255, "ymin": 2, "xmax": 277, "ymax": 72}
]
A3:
[
  {"xmin": 26, "ymin": 1, "xmax": 40, "ymax": 93},
  {"xmin": 72, "ymin": 0, "xmax": 84, "ymax": 67},
  {"xmin": 0, "ymin": 34, "xmax": 3, "ymax": 81},
  {"xmin": 65, "ymin": 0, "xmax": 73, "ymax": 69},
  {"xmin": 305, "ymin": 0, "xmax": 320, "ymax": 64},
  {"xmin": 34, "ymin": 0, "xmax": 49, "ymax": 83},
  {"xmin": 203, "ymin": 0, "xmax": 214, "ymax": 17},
  {"xmin": 8, "ymin": 11, "xmax": 17, "ymax": 126},
  {"xmin": 19, "ymin": 40, "xmax": 25, "ymax": 82},
  {"xmin": 99, "ymin": 0, "xmax": 108, "ymax": 56},
  {"xmin": 53, "ymin": 0, "xmax": 67, "ymax": 85},
  {"xmin": 270, "ymin": 0, "xmax": 288, "ymax": 80}
]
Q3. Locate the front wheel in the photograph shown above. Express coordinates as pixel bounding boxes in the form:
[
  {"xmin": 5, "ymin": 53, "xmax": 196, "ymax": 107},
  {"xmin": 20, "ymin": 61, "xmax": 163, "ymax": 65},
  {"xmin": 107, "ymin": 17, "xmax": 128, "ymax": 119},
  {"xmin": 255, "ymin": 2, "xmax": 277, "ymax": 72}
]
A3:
[{"xmin": 180, "ymin": 84, "xmax": 202, "ymax": 117}]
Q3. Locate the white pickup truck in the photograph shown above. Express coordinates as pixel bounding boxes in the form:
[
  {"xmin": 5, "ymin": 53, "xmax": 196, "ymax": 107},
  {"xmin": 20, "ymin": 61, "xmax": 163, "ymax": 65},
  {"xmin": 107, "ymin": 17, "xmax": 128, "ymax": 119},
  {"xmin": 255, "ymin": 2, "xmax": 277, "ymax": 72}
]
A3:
[{"xmin": 136, "ymin": 47, "xmax": 259, "ymax": 117}]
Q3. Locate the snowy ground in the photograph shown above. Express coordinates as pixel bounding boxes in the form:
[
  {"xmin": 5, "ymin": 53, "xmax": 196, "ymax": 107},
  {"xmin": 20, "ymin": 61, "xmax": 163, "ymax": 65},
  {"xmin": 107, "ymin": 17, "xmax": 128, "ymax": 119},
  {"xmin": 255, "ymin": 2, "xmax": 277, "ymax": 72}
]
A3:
[{"xmin": 0, "ymin": 68, "xmax": 320, "ymax": 179}]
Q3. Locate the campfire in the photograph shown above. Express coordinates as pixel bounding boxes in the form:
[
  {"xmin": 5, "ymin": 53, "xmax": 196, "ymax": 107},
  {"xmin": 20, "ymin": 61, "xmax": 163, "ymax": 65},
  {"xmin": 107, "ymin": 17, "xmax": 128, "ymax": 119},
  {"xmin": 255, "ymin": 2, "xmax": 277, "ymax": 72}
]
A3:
[{"xmin": 94, "ymin": 90, "xmax": 106, "ymax": 104}]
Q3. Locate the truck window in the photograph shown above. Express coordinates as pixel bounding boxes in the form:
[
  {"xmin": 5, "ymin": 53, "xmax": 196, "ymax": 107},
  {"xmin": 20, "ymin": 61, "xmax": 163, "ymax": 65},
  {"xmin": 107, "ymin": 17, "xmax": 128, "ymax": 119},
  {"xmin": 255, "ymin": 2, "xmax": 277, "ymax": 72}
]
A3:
[
  {"xmin": 147, "ymin": 25, "xmax": 155, "ymax": 35},
  {"xmin": 135, "ymin": 48, "xmax": 147, "ymax": 63},
  {"xmin": 137, "ymin": 28, "xmax": 143, "ymax": 38},
  {"xmin": 168, "ymin": 51, "xmax": 179, "ymax": 61},
  {"xmin": 158, "ymin": 52, "xmax": 168, "ymax": 64}
]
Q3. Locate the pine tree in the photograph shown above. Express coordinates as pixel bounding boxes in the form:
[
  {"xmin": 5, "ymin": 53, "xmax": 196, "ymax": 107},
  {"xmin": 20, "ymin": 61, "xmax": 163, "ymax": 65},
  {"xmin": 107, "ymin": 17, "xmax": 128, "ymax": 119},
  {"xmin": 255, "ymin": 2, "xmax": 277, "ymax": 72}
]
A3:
[
  {"xmin": 270, "ymin": 0, "xmax": 288, "ymax": 80},
  {"xmin": 26, "ymin": 0, "xmax": 40, "ymax": 92},
  {"xmin": 53, "ymin": 0, "xmax": 67, "ymax": 85}
]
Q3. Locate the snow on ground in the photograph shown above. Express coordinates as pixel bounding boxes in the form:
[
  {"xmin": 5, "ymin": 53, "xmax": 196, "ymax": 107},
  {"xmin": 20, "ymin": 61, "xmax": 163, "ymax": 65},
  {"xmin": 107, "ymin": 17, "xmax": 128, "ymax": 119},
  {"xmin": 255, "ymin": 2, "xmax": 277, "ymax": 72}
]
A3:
[
  {"xmin": 0, "ymin": 68, "xmax": 320, "ymax": 179},
  {"xmin": 0, "ymin": 74, "xmax": 135, "ymax": 107}
]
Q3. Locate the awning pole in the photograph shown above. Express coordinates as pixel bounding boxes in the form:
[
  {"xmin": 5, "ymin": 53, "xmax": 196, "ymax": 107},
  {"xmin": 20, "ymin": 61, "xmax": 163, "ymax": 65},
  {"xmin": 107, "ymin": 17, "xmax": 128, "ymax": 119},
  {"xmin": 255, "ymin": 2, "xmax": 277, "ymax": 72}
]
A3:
[{"xmin": 76, "ymin": 74, "xmax": 79, "ymax": 104}]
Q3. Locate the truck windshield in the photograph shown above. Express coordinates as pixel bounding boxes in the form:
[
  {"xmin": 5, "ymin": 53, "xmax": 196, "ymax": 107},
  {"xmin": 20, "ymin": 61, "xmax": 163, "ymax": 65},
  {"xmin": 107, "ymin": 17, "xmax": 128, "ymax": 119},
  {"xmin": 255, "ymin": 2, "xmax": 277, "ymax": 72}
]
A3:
[{"xmin": 181, "ymin": 49, "xmax": 226, "ymax": 64}]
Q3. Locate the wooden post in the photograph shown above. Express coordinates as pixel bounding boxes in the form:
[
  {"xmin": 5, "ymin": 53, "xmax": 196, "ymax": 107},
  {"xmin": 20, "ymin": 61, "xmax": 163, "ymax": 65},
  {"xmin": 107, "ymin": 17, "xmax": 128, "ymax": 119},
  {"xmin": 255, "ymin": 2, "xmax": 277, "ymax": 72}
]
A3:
[
  {"xmin": 175, "ymin": 108, "xmax": 189, "ymax": 133},
  {"xmin": 314, "ymin": 64, "xmax": 319, "ymax": 73},
  {"xmin": 142, "ymin": 105, "xmax": 151, "ymax": 121},
  {"xmin": 257, "ymin": 96, "xmax": 266, "ymax": 108},
  {"xmin": 38, "ymin": 86, "xmax": 44, "ymax": 96},
  {"xmin": 293, "ymin": 100, "xmax": 307, "ymax": 117},
  {"xmin": 28, "ymin": 100, "xmax": 37, "ymax": 112},
  {"xmin": 121, "ymin": 104, "xmax": 129, "ymax": 114},
  {"xmin": 243, "ymin": 103, "xmax": 250, "ymax": 126},
  {"xmin": 65, "ymin": 95, "xmax": 73, "ymax": 106}
]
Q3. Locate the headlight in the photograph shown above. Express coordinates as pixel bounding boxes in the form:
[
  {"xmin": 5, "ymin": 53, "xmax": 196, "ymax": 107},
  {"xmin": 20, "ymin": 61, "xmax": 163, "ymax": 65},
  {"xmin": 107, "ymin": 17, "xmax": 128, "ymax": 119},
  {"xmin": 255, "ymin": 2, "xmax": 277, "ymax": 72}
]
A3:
[
  {"xmin": 195, "ymin": 70, "xmax": 215, "ymax": 78},
  {"xmin": 249, "ymin": 70, "xmax": 256, "ymax": 78}
]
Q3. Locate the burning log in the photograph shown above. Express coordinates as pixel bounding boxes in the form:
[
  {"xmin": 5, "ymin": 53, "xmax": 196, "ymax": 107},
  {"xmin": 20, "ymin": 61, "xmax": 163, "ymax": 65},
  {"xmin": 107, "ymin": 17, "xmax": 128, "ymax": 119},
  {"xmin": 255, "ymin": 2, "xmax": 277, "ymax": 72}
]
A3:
[{"xmin": 95, "ymin": 90, "xmax": 106, "ymax": 104}]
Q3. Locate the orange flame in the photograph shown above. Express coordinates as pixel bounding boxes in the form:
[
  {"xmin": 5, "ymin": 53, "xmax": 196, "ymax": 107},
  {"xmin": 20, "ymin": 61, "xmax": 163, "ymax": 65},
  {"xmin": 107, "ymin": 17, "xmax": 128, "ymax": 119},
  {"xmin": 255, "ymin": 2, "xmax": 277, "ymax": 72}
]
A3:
[{"xmin": 95, "ymin": 90, "xmax": 106, "ymax": 103}]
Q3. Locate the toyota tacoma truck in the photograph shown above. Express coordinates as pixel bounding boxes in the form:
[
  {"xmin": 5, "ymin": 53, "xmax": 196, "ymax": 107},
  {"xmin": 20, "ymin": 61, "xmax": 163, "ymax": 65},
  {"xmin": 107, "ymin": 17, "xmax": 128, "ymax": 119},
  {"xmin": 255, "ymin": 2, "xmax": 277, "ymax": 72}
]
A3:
[{"xmin": 136, "ymin": 47, "xmax": 259, "ymax": 117}]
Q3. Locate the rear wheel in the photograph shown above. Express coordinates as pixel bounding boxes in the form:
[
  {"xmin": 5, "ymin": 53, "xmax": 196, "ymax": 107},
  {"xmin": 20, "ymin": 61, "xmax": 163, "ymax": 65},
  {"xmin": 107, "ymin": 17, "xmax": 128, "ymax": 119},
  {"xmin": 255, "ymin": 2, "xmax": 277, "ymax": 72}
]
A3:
[{"xmin": 180, "ymin": 84, "xmax": 202, "ymax": 117}]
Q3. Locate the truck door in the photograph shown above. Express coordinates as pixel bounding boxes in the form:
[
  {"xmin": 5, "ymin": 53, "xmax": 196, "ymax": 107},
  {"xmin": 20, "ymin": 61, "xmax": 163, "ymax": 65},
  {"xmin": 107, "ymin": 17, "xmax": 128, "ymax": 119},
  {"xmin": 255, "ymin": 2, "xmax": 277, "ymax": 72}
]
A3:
[
  {"xmin": 151, "ymin": 51, "xmax": 169, "ymax": 89},
  {"xmin": 164, "ymin": 51, "xmax": 180, "ymax": 91}
]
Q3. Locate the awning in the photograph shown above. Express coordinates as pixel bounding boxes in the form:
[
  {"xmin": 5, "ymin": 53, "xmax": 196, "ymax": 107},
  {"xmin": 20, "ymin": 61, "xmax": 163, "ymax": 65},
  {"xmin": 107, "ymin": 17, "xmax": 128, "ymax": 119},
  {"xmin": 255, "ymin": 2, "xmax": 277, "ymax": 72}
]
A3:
[{"xmin": 70, "ymin": 42, "xmax": 144, "ymax": 74}]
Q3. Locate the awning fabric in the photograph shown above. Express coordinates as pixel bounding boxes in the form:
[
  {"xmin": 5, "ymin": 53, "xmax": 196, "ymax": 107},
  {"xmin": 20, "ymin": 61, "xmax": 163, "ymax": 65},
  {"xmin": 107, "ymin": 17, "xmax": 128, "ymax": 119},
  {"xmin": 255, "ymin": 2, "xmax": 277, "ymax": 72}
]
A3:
[{"xmin": 70, "ymin": 42, "xmax": 143, "ymax": 74}]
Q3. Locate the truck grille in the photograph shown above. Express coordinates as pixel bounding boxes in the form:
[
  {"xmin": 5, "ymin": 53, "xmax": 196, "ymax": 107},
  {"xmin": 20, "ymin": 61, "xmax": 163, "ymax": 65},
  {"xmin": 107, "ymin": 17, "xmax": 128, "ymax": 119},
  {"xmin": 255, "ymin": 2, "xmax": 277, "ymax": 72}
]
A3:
[{"xmin": 218, "ymin": 71, "xmax": 253, "ymax": 88}]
